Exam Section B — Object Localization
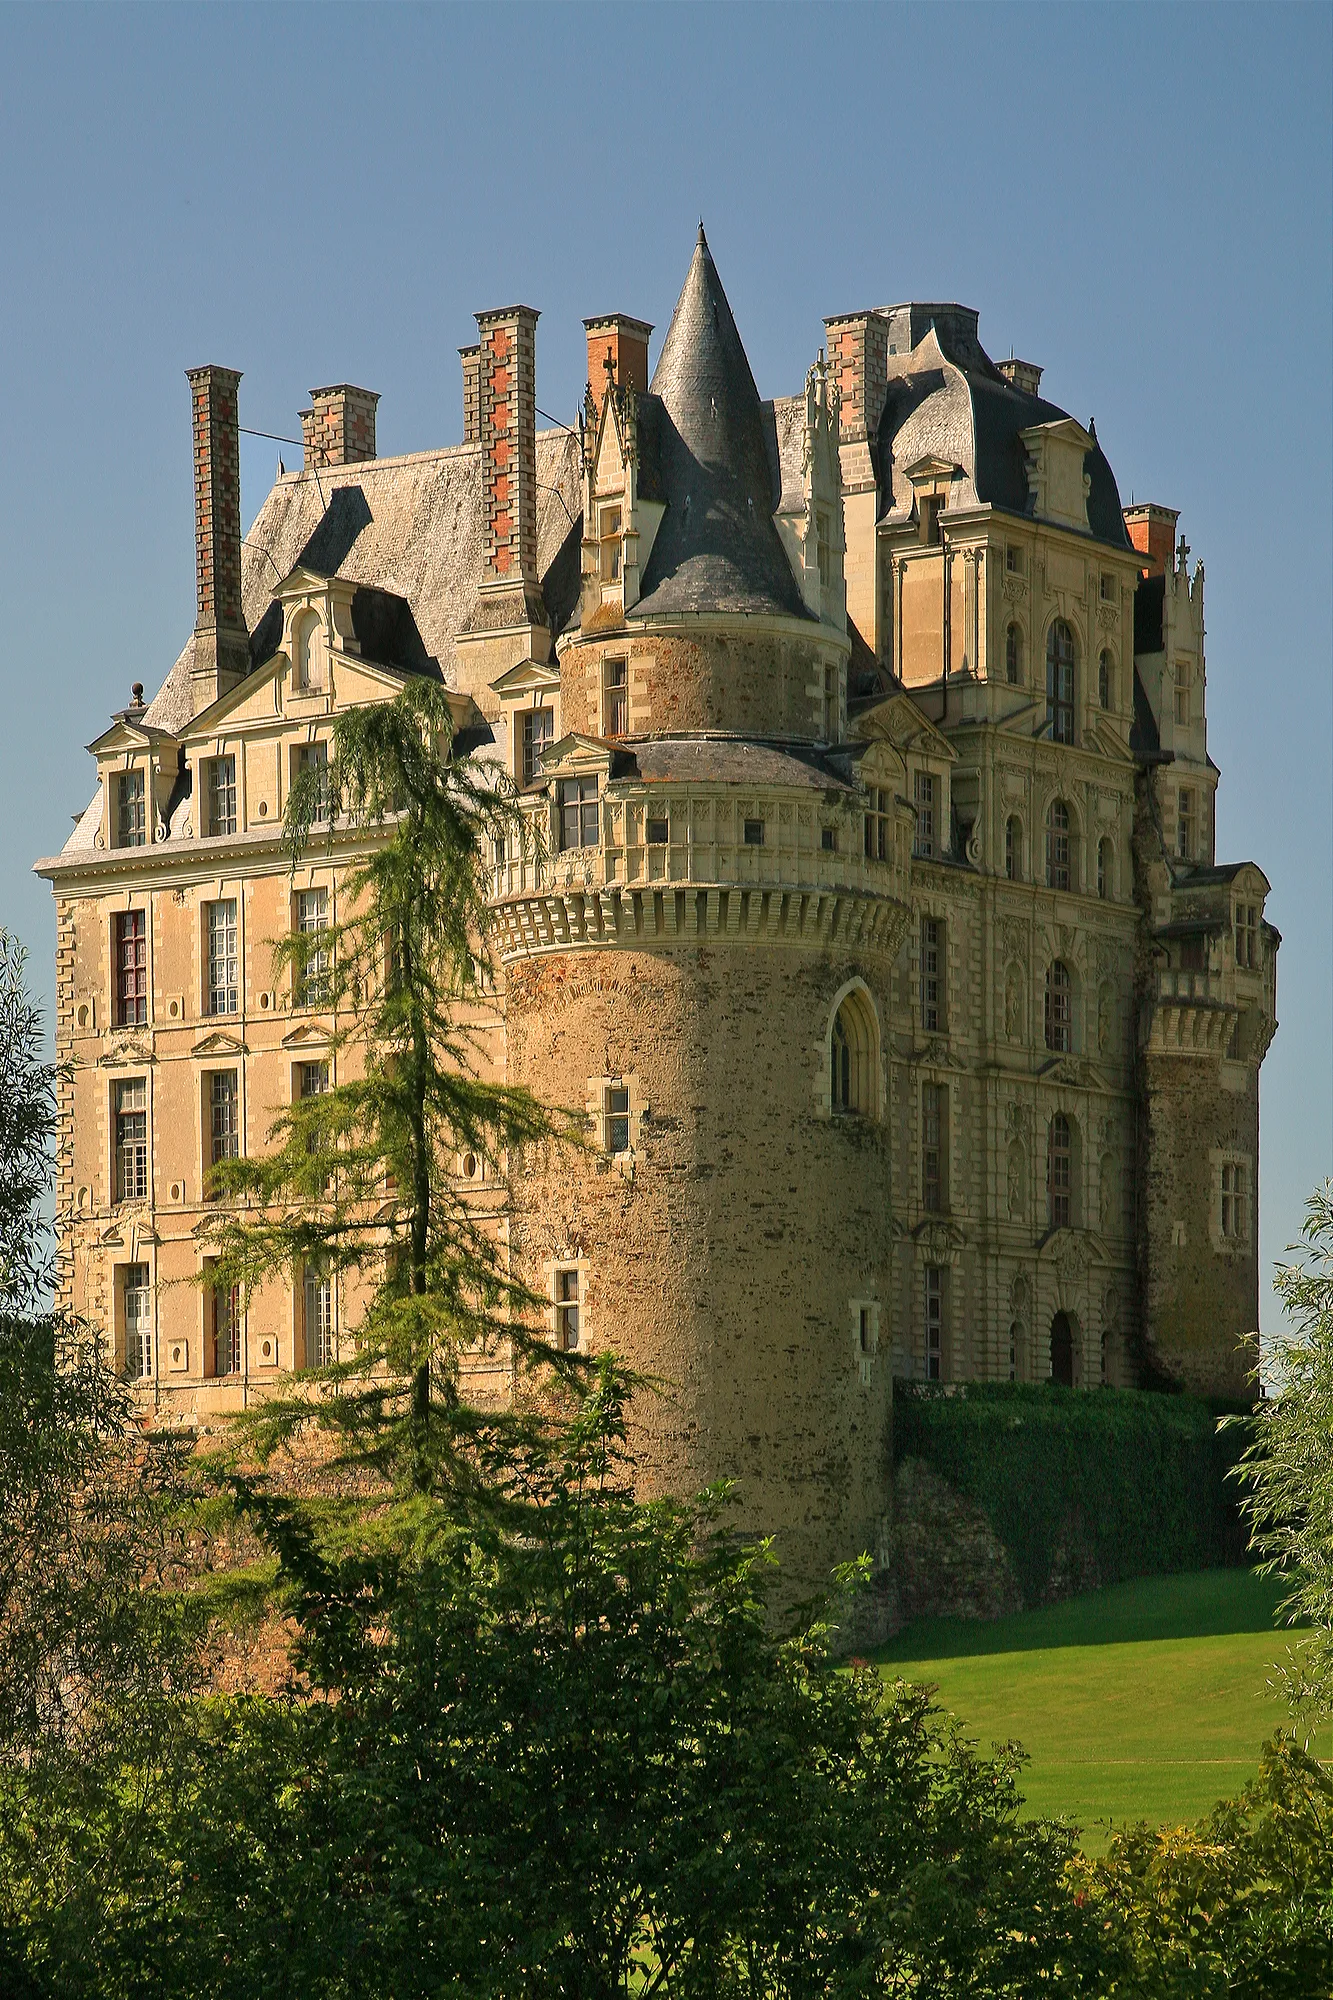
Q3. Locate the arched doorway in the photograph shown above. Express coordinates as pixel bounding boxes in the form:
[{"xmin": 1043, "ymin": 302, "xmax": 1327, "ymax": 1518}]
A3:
[{"xmin": 1050, "ymin": 1311, "xmax": 1074, "ymax": 1386}]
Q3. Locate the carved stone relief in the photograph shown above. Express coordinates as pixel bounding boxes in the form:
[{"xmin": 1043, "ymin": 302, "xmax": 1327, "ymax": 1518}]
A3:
[
  {"xmin": 1007, "ymin": 1140, "xmax": 1027, "ymax": 1220},
  {"xmin": 1004, "ymin": 962, "xmax": 1024, "ymax": 1041}
]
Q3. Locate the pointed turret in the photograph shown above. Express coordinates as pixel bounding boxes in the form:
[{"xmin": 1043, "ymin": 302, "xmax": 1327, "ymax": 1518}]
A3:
[{"xmin": 636, "ymin": 228, "xmax": 809, "ymax": 621}]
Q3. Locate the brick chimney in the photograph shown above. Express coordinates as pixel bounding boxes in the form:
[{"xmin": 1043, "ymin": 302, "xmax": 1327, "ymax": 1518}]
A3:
[
  {"xmin": 186, "ymin": 365, "xmax": 249, "ymax": 705},
  {"xmin": 299, "ymin": 384, "xmax": 379, "ymax": 467},
  {"xmin": 459, "ymin": 344, "xmax": 481, "ymax": 444},
  {"xmin": 998, "ymin": 356, "xmax": 1043, "ymax": 398},
  {"xmin": 823, "ymin": 310, "xmax": 891, "ymax": 446},
  {"xmin": 1123, "ymin": 503, "xmax": 1180, "ymax": 574},
  {"xmin": 583, "ymin": 314, "xmax": 653, "ymax": 421},
  {"xmin": 476, "ymin": 306, "xmax": 543, "ymax": 605}
]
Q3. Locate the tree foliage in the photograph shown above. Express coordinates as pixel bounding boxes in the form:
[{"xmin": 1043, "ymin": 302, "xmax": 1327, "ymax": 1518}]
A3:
[
  {"xmin": 1225, "ymin": 1182, "xmax": 1333, "ymax": 1718},
  {"xmin": 204, "ymin": 680, "xmax": 580, "ymax": 1497}
]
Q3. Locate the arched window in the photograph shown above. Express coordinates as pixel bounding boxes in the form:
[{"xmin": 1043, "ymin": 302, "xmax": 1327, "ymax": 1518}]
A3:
[
  {"xmin": 829, "ymin": 986, "xmax": 879, "ymax": 1118},
  {"xmin": 1047, "ymin": 1113, "xmax": 1073, "ymax": 1230},
  {"xmin": 292, "ymin": 609, "xmax": 325, "ymax": 690},
  {"xmin": 1098, "ymin": 649, "xmax": 1113, "ymax": 711},
  {"xmin": 1046, "ymin": 798, "xmax": 1072, "ymax": 891},
  {"xmin": 1050, "ymin": 1310, "xmax": 1074, "ymax": 1386},
  {"xmin": 1044, "ymin": 960, "xmax": 1073, "ymax": 1053},
  {"xmin": 1046, "ymin": 619, "xmax": 1076, "ymax": 743},
  {"xmin": 1005, "ymin": 623, "xmax": 1023, "ymax": 686},
  {"xmin": 1005, "ymin": 815, "xmax": 1022, "ymax": 882},
  {"xmin": 1097, "ymin": 836, "xmax": 1113, "ymax": 900}
]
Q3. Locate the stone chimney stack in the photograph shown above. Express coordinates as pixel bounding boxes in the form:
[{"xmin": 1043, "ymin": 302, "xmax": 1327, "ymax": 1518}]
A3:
[
  {"xmin": 998, "ymin": 356, "xmax": 1043, "ymax": 398},
  {"xmin": 475, "ymin": 305, "xmax": 543, "ymax": 607},
  {"xmin": 186, "ymin": 365, "xmax": 249, "ymax": 705},
  {"xmin": 823, "ymin": 310, "xmax": 891, "ymax": 448},
  {"xmin": 1123, "ymin": 503, "xmax": 1180, "ymax": 574},
  {"xmin": 459, "ymin": 345, "xmax": 481, "ymax": 444},
  {"xmin": 583, "ymin": 314, "xmax": 653, "ymax": 421},
  {"xmin": 299, "ymin": 384, "xmax": 379, "ymax": 467}
]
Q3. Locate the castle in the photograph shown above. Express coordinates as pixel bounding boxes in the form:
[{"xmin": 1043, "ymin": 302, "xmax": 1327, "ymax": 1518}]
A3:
[{"xmin": 36, "ymin": 231, "xmax": 1278, "ymax": 1599}]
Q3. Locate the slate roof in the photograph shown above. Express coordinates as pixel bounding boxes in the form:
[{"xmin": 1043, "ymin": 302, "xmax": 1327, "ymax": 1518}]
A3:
[
  {"xmin": 633, "ymin": 229, "xmax": 813, "ymax": 623},
  {"xmin": 612, "ymin": 735, "xmax": 853, "ymax": 791},
  {"xmin": 874, "ymin": 309, "xmax": 1132, "ymax": 549}
]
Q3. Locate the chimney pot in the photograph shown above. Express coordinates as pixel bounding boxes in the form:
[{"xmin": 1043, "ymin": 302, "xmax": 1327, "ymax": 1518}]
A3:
[
  {"xmin": 822, "ymin": 310, "xmax": 891, "ymax": 445},
  {"xmin": 301, "ymin": 384, "xmax": 379, "ymax": 468}
]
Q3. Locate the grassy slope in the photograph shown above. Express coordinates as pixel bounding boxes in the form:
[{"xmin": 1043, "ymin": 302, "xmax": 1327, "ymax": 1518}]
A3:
[{"xmin": 871, "ymin": 1570, "xmax": 1315, "ymax": 1850}]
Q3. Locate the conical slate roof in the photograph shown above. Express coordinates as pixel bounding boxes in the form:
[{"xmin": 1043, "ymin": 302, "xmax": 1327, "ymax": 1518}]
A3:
[{"xmin": 635, "ymin": 228, "xmax": 810, "ymax": 621}]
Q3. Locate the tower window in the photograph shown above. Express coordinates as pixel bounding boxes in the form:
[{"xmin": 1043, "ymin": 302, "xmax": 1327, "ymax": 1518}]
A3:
[
  {"xmin": 922, "ymin": 1082, "xmax": 946, "ymax": 1212},
  {"xmin": 743, "ymin": 818, "xmax": 765, "ymax": 847},
  {"xmin": 207, "ymin": 756, "xmax": 237, "ymax": 837},
  {"xmin": 520, "ymin": 707, "xmax": 553, "ymax": 786},
  {"xmin": 114, "ymin": 909, "xmax": 148, "ymax": 1026},
  {"xmin": 603, "ymin": 659, "xmax": 628, "ymax": 738},
  {"xmin": 1221, "ymin": 1162, "xmax": 1249, "ymax": 1241},
  {"xmin": 1045, "ymin": 620, "xmax": 1075, "ymax": 744},
  {"xmin": 599, "ymin": 505, "xmax": 623, "ymax": 583},
  {"xmin": 207, "ymin": 898, "xmax": 238, "ymax": 1016},
  {"xmin": 1177, "ymin": 788, "xmax": 1196, "ymax": 862},
  {"xmin": 605, "ymin": 1083, "xmax": 630, "ymax": 1156},
  {"xmin": 864, "ymin": 787, "xmax": 891, "ymax": 862},
  {"xmin": 1005, "ymin": 624, "xmax": 1023, "ymax": 686},
  {"xmin": 114, "ymin": 1079, "xmax": 148, "ymax": 1203},
  {"xmin": 1098, "ymin": 649, "xmax": 1113, "ymax": 710},
  {"xmin": 117, "ymin": 770, "xmax": 146, "ymax": 848},
  {"xmin": 646, "ymin": 815, "xmax": 670, "ymax": 846},
  {"xmin": 913, "ymin": 772, "xmax": 936, "ymax": 858},
  {"xmin": 1174, "ymin": 660, "xmax": 1191, "ymax": 726},
  {"xmin": 1046, "ymin": 799, "xmax": 1072, "ymax": 891},
  {"xmin": 1044, "ymin": 960, "xmax": 1072, "ymax": 1054},
  {"xmin": 920, "ymin": 916, "xmax": 943, "ymax": 1033},
  {"xmin": 830, "ymin": 988, "xmax": 878, "ymax": 1118},
  {"xmin": 1097, "ymin": 837, "xmax": 1113, "ymax": 900},
  {"xmin": 555, "ymin": 1268, "xmax": 581, "ymax": 1351},
  {"xmin": 1235, "ymin": 903, "xmax": 1259, "ymax": 968},
  {"xmin": 1047, "ymin": 1113, "xmax": 1073, "ymax": 1230},
  {"xmin": 1005, "ymin": 815, "xmax": 1022, "ymax": 882},
  {"xmin": 924, "ymin": 1266, "xmax": 944, "ymax": 1380},
  {"xmin": 822, "ymin": 664, "xmax": 835, "ymax": 740}
]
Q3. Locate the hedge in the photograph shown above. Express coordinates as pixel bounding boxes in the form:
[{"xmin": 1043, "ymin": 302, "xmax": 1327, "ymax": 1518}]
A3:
[{"xmin": 892, "ymin": 1381, "xmax": 1252, "ymax": 1607}]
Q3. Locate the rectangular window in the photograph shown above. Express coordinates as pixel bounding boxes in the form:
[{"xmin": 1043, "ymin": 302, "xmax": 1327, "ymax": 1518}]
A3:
[
  {"xmin": 599, "ymin": 506, "xmax": 623, "ymax": 583},
  {"xmin": 211, "ymin": 1280, "xmax": 242, "ymax": 1377},
  {"xmin": 821, "ymin": 826, "xmax": 837, "ymax": 853},
  {"xmin": 646, "ymin": 816, "xmax": 670, "ymax": 846},
  {"xmin": 864, "ymin": 787, "xmax": 890, "ymax": 863},
  {"xmin": 822, "ymin": 664, "xmax": 835, "ymax": 740},
  {"xmin": 1177, "ymin": 787, "xmax": 1196, "ymax": 861},
  {"xmin": 298, "ymin": 1060, "xmax": 329, "ymax": 1100},
  {"xmin": 303, "ymin": 1268, "xmax": 333, "ymax": 1368},
  {"xmin": 558, "ymin": 777, "xmax": 599, "ymax": 852},
  {"xmin": 743, "ymin": 818, "xmax": 765, "ymax": 847},
  {"xmin": 1221, "ymin": 1163, "xmax": 1249, "ymax": 1241},
  {"xmin": 117, "ymin": 770, "xmax": 146, "ymax": 848},
  {"xmin": 115, "ymin": 1078, "xmax": 148, "ymax": 1202},
  {"xmin": 605, "ymin": 1084, "xmax": 630, "ymax": 1157},
  {"xmin": 207, "ymin": 898, "xmax": 238, "ymax": 1015},
  {"xmin": 1006, "ymin": 545, "xmax": 1021, "ymax": 575},
  {"xmin": 207, "ymin": 756, "xmax": 237, "ymax": 837},
  {"xmin": 913, "ymin": 772, "xmax": 936, "ymax": 859},
  {"xmin": 1235, "ymin": 903, "xmax": 1259, "ymax": 969},
  {"xmin": 521, "ymin": 707, "xmax": 554, "ymax": 786},
  {"xmin": 123, "ymin": 1263, "xmax": 151, "ymax": 1380},
  {"xmin": 604, "ymin": 659, "xmax": 628, "ymax": 738},
  {"xmin": 922, "ymin": 1082, "xmax": 945, "ymax": 1213},
  {"xmin": 209, "ymin": 1070, "xmax": 239, "ymax": 1169},
  {"xmin": 1100, "ymin": 572, "xmax": 1116, "ymax": 602},
  {"xmin": 555, "ymin": 1268, "xmax": 580, "ymax": 1351},
  {"xmin": 1174, "ymin": 660, "xmax": 1190, "ymax": 727},
  {"xmin": 924, "ymin": 1267, "xmax": 943, "ymax": 1381},
  {"xmin": 296, "ymin": 890, "xmax": 330, "ymax": 1006},
  {"xmin": 114, "ymin": 909, "xmax": 148, "ymax": 1026},
  {"xmin": 920, "ymin": 916, "xmax": 943, "ymax": 1033},
  {"xmin": 296, "ymin": 742, "xmax": 331, "ymax": 823}
]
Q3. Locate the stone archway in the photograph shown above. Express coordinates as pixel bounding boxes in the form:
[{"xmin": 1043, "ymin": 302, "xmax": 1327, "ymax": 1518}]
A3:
[{"xmin": 1050, "ymin": 1309, "xmax": 1074, "ymax": 1386}]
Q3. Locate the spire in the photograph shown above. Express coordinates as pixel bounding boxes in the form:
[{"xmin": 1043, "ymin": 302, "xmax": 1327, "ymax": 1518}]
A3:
[{"xmin": 637, "ymin": 231, "xmax": 808, "ymax": 620}]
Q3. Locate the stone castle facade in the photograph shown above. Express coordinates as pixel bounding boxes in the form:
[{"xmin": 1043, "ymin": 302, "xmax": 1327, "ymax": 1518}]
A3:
[{"xmin": 37, "ymin": 233, "xmax": 1278, "ymax": 1598}]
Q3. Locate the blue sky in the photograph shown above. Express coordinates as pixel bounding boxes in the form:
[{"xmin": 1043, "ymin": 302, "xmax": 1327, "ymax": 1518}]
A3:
[{"xmin": 1, "ymin": 2, "xmax": 1328, "ymax": 1334}]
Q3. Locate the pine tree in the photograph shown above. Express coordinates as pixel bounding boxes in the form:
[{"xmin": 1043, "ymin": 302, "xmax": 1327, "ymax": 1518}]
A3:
[{"xmin": 204, "ymin": 680, "xmax": 579, "ymax": 1499}]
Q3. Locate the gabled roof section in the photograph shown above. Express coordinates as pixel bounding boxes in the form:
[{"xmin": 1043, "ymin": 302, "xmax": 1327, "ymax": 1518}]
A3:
[
  {"xmin": 634, "ymin": 229, "xmax": 811, "ymax": 622},
  {"xmin": 849, "ymin": 688, "xmax": 958, "ymax": 763}
]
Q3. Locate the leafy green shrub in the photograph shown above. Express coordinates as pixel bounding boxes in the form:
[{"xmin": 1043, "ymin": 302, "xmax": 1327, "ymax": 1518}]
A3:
[{"xmin": 893, "ymin": 1381, "xmax": 1249, "ymax": 1605}]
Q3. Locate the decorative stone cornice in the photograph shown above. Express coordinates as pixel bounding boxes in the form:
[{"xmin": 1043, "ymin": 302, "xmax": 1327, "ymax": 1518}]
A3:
[{"xmin": 491, "ymin": 879, "xmax": 910, "ymax": 963}]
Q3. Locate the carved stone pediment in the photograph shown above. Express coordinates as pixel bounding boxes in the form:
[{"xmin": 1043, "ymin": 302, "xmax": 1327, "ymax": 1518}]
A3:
[
  {"xmin": 913, "ymin": 1217, "xmax": 967, "ymax": 1262},
  {"xmin": 99, "ymin": 1035, "xmax": 154, "ymax": 1068},
  {"xmin": 191, "ymin": 1029, "xmax": 247, "ymax": 1058},
  {"xmin": 280, "ymin": 1023, "xmax": 330, "ymax": 1051}
]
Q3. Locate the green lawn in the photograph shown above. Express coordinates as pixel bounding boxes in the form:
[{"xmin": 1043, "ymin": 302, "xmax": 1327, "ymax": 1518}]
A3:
[{"xmin": 871, "ymin": 1569, "xmax": 1316, "ymax": 1851}]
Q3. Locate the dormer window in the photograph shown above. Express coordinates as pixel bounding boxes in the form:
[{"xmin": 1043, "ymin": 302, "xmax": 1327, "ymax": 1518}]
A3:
[
  {"xmin": 1100, "ymin": 573, "xmax": 1116, "ymax": 602},
  {"xmin": 207, "ymin": 756, "xmax": 237, "ymax": 837},
  {"xmin": 520, "ymin": 707, "xmax": 553, "ymax": 786},
  {"xmin": 117, "ymin": 770, "xmax": 146, "ymax": 848},
  {"xmin": 292, "ymin": 609, "xmax": 325, "ymax": 691},
  {"xmin": 559, "ymin": 777, "xmax": 599, "ymax": 851},
  {"xmin": 919, "ymin": 493, "xmax": 944, "ymax": 546},
  {"xmin": 1006, "ymin": 545, "xmax": 1023, "ymax": 575},
  {"xmin": 599, "ymin": 506, "xmax": 623, "ymax": 583},
  {"xmin": 1235, "ymin": 902, "xmax": 1260, "ymax": 969}
]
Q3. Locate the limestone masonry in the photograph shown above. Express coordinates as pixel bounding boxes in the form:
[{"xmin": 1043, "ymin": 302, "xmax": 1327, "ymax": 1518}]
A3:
[{"xmin": 36, "ymin": 232, "xmax": 1278, "ymax": 1601}]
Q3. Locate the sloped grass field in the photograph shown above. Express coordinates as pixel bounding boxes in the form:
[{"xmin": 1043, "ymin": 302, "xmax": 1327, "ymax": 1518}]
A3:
[{"xmin": 871, "ymin": 1569, "xmax": 1317, "ymax": 1852}]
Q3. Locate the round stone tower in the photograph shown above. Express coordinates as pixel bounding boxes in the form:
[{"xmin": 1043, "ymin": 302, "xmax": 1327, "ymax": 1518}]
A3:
[{"xmin": 495, "ymin": 232, "xmax": 914, "ymax": 1612}]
